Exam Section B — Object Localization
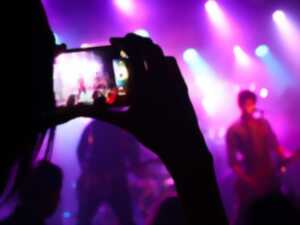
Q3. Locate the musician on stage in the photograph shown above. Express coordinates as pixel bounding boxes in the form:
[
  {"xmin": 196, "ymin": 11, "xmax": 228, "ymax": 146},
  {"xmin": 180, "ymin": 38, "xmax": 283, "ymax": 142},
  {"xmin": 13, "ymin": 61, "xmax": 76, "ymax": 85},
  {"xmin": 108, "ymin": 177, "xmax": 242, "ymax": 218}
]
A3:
[
  {"xmin": 226, "ymin": 90, "xmax": 289, "ymax": 215},
  {"xmin": 76, "ymin": 120, "xmax": 140, "ymax": 225}
]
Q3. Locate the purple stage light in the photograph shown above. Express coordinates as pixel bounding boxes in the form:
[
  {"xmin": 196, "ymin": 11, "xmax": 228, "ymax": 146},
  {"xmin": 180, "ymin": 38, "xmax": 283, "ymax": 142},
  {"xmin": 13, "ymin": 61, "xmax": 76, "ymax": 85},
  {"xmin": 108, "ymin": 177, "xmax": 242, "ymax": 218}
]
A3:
[
  {"xmin": 114, "ymin": 0, "xmax": 135, "ymax": 15},
  {"xmin": 272, "ymin": 9, "xmax": 300, "ymax": 61},
  {"xmin": 205, "ymin": 0, "xmax": 230, "ymax": 38},
  {"xmin": 205, "ymin": 0, "xmax": 223, "ymax": 23},
  {"xmin": 272, "ymin": 10, "xmax": 299, "ymax": 37},
  {"xmin": 233, "ymin": 45, "xmax": 251, "ymax": 67},
  {"xmin": 273, "ymin": 10, "xmax": 286, "ymax": 24}
]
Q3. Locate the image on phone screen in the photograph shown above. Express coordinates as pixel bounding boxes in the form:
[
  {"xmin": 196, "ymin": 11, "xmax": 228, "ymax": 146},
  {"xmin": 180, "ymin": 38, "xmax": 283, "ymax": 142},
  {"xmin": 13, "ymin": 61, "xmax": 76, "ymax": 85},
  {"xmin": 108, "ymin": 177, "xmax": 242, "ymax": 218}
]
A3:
[{"xmin": 53, "ymin": 48, "xmax": 129, "ymax": 107}]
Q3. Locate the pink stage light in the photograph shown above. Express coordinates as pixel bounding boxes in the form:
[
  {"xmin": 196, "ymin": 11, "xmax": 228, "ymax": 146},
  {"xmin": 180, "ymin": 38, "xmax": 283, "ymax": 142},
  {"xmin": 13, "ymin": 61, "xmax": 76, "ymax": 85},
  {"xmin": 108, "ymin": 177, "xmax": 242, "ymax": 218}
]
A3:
[
  {"xmin": 205, "ymin": 0, "xmax": 231, "ymax": 38},
  {"xmin": 233, "ymin": 45, "xmax": 251, "ymax": 67},
  {"xmin": 200, "ymin": 81, "xmax": 228, "ymax": 117},
  {"xmin": 217, "ymin": 127, "xmax": 226, "ymax": 139},
  {"xmin": 272, "ymin": 10, "xmax": 300, "ymax": 58},
  {"xmin": 259, "ymin": 88, "xmax": 269, "ymax": 98},
  {"xmin": 272, "ymin": 10, "xmax": 296, "ymax": 34},
  {"xmin": 205, "ymin": 0, "xmax": 225, "ymax": 25},
  {"xmin": 273, "ymin": 10, "xmax": 287, "ymax": 25},
  {"xmin": 114, "ymin": 0, "xmax": 135, "ymax": 15}
]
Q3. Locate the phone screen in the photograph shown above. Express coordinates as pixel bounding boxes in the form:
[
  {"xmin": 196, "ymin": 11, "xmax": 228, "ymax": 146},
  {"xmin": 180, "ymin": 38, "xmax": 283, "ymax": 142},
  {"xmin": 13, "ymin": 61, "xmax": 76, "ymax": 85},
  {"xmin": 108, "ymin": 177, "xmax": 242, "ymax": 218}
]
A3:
[{"xmin": 53, "ymin": 47, "xmax": 130, "ymax": 107}]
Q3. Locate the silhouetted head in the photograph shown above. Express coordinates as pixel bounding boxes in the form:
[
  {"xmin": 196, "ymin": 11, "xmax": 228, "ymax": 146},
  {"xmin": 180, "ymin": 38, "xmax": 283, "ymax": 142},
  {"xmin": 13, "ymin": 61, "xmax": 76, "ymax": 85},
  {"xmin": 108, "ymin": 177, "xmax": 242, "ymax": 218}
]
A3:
[
  {"xmin": 31, "ymin": 0, "xmax": 56, "ymax": 131},
  {"xmin": 147, "ymin": 195, "xmax": 186, "ymax": 225},
  {"xmin": 1, "ymin": 0, "xmax": 57, "ymax": 198},
  {"xmin": 238, "ymin": 90, "xmax": 257, "ymax": 116},
  {"xmin": 19, "ymin": 160, "xmax": 63, "ymax": 218},
  {"xmin": 245, "ymin": 192, "xmax": 300, "ymax": 225}
]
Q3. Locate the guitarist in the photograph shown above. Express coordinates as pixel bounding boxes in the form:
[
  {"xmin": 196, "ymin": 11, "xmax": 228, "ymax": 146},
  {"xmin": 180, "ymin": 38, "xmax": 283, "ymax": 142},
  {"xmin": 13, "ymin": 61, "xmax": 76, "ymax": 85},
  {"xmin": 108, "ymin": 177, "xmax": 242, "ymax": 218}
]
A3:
[{"xmin": 226, "ymin": 90, "xmax": 290, "ymax": 217}]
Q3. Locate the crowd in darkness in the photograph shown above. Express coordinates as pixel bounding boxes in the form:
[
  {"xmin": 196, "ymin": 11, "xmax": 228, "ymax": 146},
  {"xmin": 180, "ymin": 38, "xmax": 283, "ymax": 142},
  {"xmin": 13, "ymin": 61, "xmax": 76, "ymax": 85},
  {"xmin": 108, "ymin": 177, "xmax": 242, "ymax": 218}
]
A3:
[{"xmin": 0, "ymin": 0, "xmax": 299, "ymax": 225}]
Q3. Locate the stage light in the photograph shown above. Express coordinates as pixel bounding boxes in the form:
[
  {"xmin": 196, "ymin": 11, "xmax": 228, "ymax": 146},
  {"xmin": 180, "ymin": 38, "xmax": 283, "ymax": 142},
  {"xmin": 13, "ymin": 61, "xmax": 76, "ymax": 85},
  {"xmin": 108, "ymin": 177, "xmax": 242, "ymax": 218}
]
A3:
[
  {"xmin": 205, "ymin": 0, "xmax": 230, "ymax": 37},
  {"xmin": 272, "ymin": 9, "xmax": 299, "ymax": 38},
  {"xmin": 233, "ymin": 45, "xmax": 251, "ymax": 66},
  {"xmin": 273, "ymin": 10, "xmax": 286, "ymax": 24},
  {"xmin": 183, "ymin": 48, "xmax": 199, "ymax": 63},
  {"xmin": 255, "ymin": 45, "xmax": 270, "ymax": 58},
  {"xmin": 183, "ymin": 48, "xmax": 227, "ymax": 116},
  {"xmin": 272, "ymin": 9, "xmax": 300, "ymax": 65},
  {"xmin": 256, "ymin": 49, "xmax": 293, "ymax": 93},
  {"xmin": 259, "ymin": 88, "xmax": 269, "ymax": 98},
  {"xmin": 205, "ymin": 0, "xmax": 218, "ymax": 13},
  {"xmin": 134, "ymin": 29, "xmax": 150, "ymax": 38},
  {"xmin": 205, "ymin": 0, "xmax": 224, "ymax": 24},
  {"xmin": 202, "ymin": 97, "xmax": 217, "ymax": 116},
  {"xmin": 63, "ymin": 211, "xmax": 71, "ymax": 219},
  {"xmin": 114, "ymin": 0, "xmax": 135, "ymax": 15}
]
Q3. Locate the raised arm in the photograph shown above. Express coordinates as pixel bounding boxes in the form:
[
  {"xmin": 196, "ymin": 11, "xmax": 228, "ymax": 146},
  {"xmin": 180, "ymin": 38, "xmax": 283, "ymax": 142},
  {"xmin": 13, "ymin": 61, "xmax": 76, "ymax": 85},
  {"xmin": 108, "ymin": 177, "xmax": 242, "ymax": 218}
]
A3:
[{"xmin": 78, "ymin": 34, "xmax": 228, "ymax": 225}]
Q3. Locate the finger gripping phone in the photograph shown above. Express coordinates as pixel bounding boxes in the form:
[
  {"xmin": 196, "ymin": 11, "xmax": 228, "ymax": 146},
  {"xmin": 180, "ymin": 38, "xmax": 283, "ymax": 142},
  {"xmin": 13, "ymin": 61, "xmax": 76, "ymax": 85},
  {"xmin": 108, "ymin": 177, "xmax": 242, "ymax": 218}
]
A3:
[{"xmin": 53, "ymin": 46, "xmax": 131, "ymax": 108}]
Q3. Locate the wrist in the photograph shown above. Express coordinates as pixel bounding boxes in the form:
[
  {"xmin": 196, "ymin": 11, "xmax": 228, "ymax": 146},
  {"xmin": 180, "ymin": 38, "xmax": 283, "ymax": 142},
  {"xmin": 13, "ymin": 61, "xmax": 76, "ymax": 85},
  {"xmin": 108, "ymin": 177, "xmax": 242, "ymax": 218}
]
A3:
[{"xmin": 159, "ymin": 133, "xmax": 213, "ymax": 170}]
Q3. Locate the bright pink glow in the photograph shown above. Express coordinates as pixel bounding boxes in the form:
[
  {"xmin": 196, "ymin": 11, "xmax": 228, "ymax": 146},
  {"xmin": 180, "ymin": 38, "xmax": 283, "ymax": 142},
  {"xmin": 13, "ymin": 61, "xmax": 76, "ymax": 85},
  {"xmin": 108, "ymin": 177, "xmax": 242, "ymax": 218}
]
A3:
[
  {"xmin": 259, "ymin": 88, "xmax": 269, "ymax": 98},
  {"xmin": 205, "ymin": 0, "xmax": 230, "ymax": 37},
  {"xmin": 114, "ymin": 0, "xmax": 135, "ymax": 15},
  {"xmin": 233, "ymin": 84, "xmax": 241, "ymax": 93},
  {"xmin": 202, "ymin": 97, "xmax": 218, "ymax": 116},
  {"xmin": 164, "ymin": 178, "xmax": 175, "ymax": 186},
  {"xmin": 199, "ymin": 80, "xmax": 230, "ymax": 117},
  {"xmin": 233, "ymin": 45, "xmax": 251, "ymax": 66},
  {"xmin": 249, "ymin": 82, "xmax": 256, "ymax": 91},
  {"xmin": 217, "ymin": 127, "xmax": 226, "ymax": 139},
  {"xmin": 207, "ymin": 128, "xmax": 216, "ymax": 140}
]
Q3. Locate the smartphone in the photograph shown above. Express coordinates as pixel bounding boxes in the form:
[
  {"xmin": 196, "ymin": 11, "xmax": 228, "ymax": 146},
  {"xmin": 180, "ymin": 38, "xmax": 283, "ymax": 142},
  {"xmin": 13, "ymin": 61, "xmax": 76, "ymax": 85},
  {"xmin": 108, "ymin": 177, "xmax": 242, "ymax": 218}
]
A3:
[{"xmin": 53, "ymin": 46, "xmax": 130, "ymax": 108}]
